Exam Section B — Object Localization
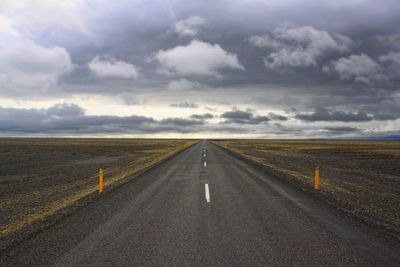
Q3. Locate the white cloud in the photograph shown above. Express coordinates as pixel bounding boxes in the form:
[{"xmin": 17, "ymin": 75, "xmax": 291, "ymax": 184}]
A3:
[
  {"xmin": 154, "ymin": 40, "xmax": 245, "ymax": 77},
  {"xmin": 88, "ymin": 57, "xmax": 139, "ymax": 79},
  {"xmin": 172, "ymin": 16, "xmax": 207, "ymax": 37},
  {"xmin": 247, "ymin": 35, "xmax": 280, "ymax": 49},
  {"xmin": 0, "ymin": 15, "xmax": 18, "ymax": 38},
  {"xmin": 0, "ymin": 0, "xmax": 89, "ymax": 35},
  {"xmin": 0, "ymin": 40, "xmax": 72, "ymax": 95},
  {"xmin": 264, "ymin": 48, "xmax": 318, "ymax": 70},
  {"xmin": 328, "ymin": 54, "xmax": 384, "ymax": 85},
  {"xmin": 248, "ymin": 26, "xmax": 354, "ymax": 70},
  {"xmin": 379, "ymin": 51, "xmax": 400, "ymax": 65}
]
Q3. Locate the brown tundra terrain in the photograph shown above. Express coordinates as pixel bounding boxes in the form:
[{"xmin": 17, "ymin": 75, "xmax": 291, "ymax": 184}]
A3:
[
  {"xmin": 211, "ymin": 140, "xmax": 400, "ymax": 241},
  {"xmin": 0, "ymin": 138, "xmax": 198, "ymax": 252}
]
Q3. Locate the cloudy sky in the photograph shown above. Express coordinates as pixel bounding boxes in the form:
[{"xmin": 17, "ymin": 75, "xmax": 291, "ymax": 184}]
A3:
[{"xmin": 1, "ymin": 0, "xmax": 399, "ymax": 138}]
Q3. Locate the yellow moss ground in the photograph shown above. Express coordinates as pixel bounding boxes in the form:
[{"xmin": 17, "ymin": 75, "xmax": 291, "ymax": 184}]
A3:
[{"xmin": 0, "ymin": 139, "xmax": 199, "ymax": 239}]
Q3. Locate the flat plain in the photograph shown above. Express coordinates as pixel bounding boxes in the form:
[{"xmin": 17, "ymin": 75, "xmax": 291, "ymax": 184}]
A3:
[
  {"xmin": 1, "ymin": 140, "xmax": 399, "ymax": 266},
  {"xmin": 0, "ymin": 138, "xmax": 198, "ymax": 252},
  {"xmin": 211, "ymin": 140, "xmax": 400, "ymax": 241}
]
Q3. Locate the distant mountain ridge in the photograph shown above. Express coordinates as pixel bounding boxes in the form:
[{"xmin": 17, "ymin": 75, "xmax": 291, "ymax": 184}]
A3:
[{"xmin": 365, "ymin": 135, "xmax": 400, "ymax": 140}]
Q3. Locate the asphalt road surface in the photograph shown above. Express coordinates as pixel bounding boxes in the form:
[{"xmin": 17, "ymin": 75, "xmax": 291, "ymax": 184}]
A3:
[{"xmin": 2, "ymin": 140, "xmax": 399, "ymax": 266}]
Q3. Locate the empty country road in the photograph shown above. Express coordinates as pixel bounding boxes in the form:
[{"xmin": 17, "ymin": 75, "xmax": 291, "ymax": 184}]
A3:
[{"xmin": 2, "ymin": 140, "xmax": 399, "ymax": 266}]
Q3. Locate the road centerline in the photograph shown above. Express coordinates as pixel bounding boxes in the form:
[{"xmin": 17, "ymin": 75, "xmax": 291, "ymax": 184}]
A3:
[{"xmin": 205, "ymin": 184, "xmax": 210, "ymax": 203}]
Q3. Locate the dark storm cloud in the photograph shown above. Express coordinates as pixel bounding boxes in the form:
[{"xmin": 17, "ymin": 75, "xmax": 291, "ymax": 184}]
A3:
[
  {"xmin": 1, "ymin": 0, "xmax": 400, "ymax": 137},
  {"xmin": 46, "ymin": 103, "xmax": 85, "ymax": 117},
  {"xmin": 44, "ymin": 114, "xmax": 155, "ymax": 132},
  {"xmin": 190, "ymin": 113, "xmax": 214, "ymax": 120},
  {"xmin": 220, "ymin": 110, "xmax": 270, "ymax": 124},
  {"xmin": 0, "ymin": 103, "xmax": 86, "ymax": 133},
  {"xmin": 273, "ymin": 123, "xmax": 303, "ymax": 133},
  {"xmin": 295, "ymin": 107, "xmax": 372, "ymax": 122},
  {"xmin": 0, "ymin": 104, "xmax": 248, "ymax": 135},
  {"xmin": 268, "ymin": 113, "xmax": 287, "ymax": 121},
  {"xmin": 22, "ymin": 0, "xmax": 399, "ymax": 96},
  {"xmin": 0, "ymin": 105, "xmax": 155, "ymax": 134},
  {"xmin": 221, "ymin": 110, "xmax": 251, "ymax": 120},
  {"xmin": 169, "ymin": 101, "xmax": 198, "ymax": 108},
  {"xmin": 360, "ymin": 97, "xmax": 400, "ymax": 121},
  {"xmin": 160, "ymin": 118, "xmax": 203, "ymax": 126},
  {"xmin": 4, "ymin": 0, "xmax": 400, "ymax": 97},
  {"xmin": 115, "ymin": 93, "xmax": 146, "ymax": 106},
  {"xmin": 296, "ymin": 106, "xmax": 400, "ymax": 122},
  {"xmin": 0, "ymin": 104, "xmax": 203, "ymax": 134}
]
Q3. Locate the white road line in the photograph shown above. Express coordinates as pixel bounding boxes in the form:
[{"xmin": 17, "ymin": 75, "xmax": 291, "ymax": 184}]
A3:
[
  {"xmin": 205, "ymin": 184, "xmax": 210, "ymax": 203},
  {"xmin": 204, "ymin": 153, "xmax": 206, "ymax": 157},
  {"xmin": 204, "ymin": 161, "xmax": 207, "ymax": 167}
]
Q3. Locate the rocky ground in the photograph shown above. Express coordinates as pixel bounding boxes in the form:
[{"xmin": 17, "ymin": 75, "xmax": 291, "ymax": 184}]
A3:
[
  {"xmin": 0, "ymin": 138, "xmax": 197, "ymax": 252},
  {"xmin": 211, "ymin": 140, "xmax": 400, "ymax": 242}
]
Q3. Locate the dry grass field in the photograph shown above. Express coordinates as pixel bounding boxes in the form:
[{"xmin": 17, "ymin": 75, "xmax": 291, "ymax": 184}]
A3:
[
  {"xmin": 0, "ymin": 138, "xmax": 198, "ymax": 251},
  {"xmin": 211, "ymin": 140, "xmax": 400, "ymax": 240}
]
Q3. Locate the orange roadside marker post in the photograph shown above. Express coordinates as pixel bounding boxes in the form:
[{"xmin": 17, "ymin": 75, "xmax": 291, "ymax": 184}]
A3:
[
  {"xmin": 99, "ymin": 169, "xmax": 103, "ymax": 193},
  {"xmin": 315, "ymin": 167, "xmax": 319, "ymax": 190},
  {"xmin": 184, "ymin": 144, "xmax": 187, "ymax": 148}
]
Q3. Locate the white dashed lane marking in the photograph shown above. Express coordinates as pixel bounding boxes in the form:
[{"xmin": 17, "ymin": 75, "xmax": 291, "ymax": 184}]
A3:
[{"xmin": 205, "ymin": 184, "xmax": 210, "ymax": 203}]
